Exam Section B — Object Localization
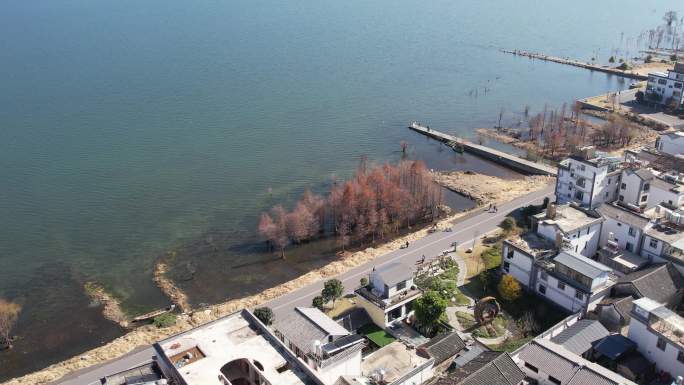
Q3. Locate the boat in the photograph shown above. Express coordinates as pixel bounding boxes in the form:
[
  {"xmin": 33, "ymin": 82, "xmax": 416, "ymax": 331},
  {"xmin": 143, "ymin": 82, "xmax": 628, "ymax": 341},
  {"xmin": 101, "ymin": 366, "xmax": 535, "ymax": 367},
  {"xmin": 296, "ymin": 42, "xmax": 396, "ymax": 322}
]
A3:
[{"xmin": 132, "ymin": 304, "xmax": 176, "ymax": 322}]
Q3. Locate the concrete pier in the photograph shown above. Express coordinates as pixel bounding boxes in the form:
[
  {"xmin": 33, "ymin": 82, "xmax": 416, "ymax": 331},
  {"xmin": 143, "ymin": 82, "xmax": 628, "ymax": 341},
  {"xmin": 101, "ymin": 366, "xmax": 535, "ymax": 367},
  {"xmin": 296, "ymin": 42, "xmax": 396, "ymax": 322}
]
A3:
[
  {"xmin": 501, "ymin": 49, "xmax": 648, "ymax": 81},
  {"xmin": 409, "ymin": 122, "xmax": 557, "ymax": 176}
]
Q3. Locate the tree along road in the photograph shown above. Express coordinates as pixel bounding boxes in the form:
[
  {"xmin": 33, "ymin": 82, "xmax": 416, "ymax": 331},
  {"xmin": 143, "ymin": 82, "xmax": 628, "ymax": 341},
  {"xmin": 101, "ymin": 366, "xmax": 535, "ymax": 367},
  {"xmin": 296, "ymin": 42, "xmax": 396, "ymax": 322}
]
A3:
[{"xmin": 53, "ymin": 185, "xmax": 554, "ymax": 385}]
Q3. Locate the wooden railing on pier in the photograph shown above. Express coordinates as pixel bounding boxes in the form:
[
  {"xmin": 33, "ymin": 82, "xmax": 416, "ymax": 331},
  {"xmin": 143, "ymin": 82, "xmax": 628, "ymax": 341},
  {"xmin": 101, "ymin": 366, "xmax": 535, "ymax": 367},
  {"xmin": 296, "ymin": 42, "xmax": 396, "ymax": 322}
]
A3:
[
  {"xmin": 501, "ymin": 49, "xmax": 648, "ymax": 80},
  {"xmin": 409, "ymin": 122, "xmax": 557, "ymax": 176}
]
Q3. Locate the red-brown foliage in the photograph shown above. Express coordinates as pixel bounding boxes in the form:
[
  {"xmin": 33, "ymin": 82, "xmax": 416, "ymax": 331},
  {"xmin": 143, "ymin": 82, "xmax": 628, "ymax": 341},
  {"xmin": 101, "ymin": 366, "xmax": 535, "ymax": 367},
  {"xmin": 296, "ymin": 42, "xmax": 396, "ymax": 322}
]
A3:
[{"xmin": 257, "ymin": 160, "xmax": 443, "ymax": 254}]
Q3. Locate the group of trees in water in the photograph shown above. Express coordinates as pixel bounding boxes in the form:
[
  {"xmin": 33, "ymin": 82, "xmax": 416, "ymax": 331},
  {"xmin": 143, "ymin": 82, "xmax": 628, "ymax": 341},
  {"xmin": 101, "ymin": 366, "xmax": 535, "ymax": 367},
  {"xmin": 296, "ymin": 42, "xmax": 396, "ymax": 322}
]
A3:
[
  {"xmin": 507, "ymin": 103, "xmax": 641, "ymax": 160},
  {"xmin": 258, "ymin": 159, "xmax": 444, "ymax": 258}
]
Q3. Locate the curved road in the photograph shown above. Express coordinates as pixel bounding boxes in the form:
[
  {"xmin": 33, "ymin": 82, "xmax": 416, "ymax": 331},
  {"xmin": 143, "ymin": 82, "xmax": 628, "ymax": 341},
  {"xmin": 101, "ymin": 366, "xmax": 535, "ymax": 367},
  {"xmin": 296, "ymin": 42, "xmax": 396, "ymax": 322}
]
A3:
[{"xmin": 54, "ymin": 185, "xmax": 554, "ymax": 385}]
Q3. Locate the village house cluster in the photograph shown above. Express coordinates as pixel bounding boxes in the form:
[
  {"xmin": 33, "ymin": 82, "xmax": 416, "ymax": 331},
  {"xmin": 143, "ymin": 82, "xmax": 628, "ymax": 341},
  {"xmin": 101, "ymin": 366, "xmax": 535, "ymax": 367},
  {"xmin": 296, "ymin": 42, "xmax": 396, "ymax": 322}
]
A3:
[{"xmin": 85, "ymin": 130, "xmax": 682, "ymax": 385}]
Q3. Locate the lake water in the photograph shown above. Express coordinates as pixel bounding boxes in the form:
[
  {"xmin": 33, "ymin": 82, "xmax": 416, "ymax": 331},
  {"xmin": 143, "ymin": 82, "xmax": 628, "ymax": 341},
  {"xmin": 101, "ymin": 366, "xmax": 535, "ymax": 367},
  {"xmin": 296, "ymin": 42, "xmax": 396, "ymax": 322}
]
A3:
[{"xmin": 1, "ymin": 0, "xmax": 683, "ymax": 379}]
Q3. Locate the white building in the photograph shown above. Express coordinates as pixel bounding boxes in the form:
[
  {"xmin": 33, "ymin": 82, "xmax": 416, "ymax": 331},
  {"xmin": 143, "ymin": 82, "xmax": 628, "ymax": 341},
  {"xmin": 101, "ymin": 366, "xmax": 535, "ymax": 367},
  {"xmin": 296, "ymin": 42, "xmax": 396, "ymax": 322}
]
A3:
[
  {"xmin": 597, "ymin": 203, "xmax": 652, "ymax": 255},
  {"xmin": 618, "ymin": 168, "xmax": 655, "ymax": 209},
  {"xmin": 502, "ymin": 232, "xmax": 556, "ymax": 288},
  {"xmin": 655, "ymin": 131, "xmax": 684, "ymax": 157},
  {"xmin": 532, "ymin": 203, "xmax": 604, "ymax": 257},
  {"xmin": 534, "ymin": 251, "xmax": 615, "ymax": 313},
  {"xmin": 273, "ymin": 307, "xmax": 365, "ymax": 385},
  {"xmin": 628, "ymin": 297, "xmax": 684, "ymax": 378},
  {"xmin": 648, "ymin": 173, "xmax": 684, "ymax": 209},
  {"xmin": 154, "ymin": 309, "xmax": 325, "ymax": 385},
  {"xmin": 556, "ymin": 147, "xmax": 622, "ymax": 209},
  {"xmin": 646, "ymin": 63, "xmax": 684, "ymax": 108},
  {"xmin": 354, "ymin": 262, "xmax": 422, "ymax": 328}
]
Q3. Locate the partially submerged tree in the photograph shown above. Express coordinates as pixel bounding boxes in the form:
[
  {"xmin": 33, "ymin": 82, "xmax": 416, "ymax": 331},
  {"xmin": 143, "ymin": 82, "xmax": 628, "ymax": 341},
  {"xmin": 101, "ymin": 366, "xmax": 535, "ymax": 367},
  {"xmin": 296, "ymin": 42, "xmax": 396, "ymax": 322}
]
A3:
[
  {"xmin": 253, "ymin": 307, "xmax": 274, "ymax": 325},
  {"xmin": 0, "ymin": 299, "xmax": 21, "ymax": 349}
]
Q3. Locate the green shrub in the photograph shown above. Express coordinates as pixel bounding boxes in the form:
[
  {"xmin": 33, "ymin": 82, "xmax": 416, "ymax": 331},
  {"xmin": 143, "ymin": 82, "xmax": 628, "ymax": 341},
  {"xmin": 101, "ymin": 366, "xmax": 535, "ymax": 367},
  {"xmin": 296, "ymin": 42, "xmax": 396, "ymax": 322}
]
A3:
[
  {"xmin": 645, "ymin": 54, "xmax": 653, "ymax": 63},
  {"xmin": 153, "ymin": 313, "xmax": 177, "ymax": 328}
]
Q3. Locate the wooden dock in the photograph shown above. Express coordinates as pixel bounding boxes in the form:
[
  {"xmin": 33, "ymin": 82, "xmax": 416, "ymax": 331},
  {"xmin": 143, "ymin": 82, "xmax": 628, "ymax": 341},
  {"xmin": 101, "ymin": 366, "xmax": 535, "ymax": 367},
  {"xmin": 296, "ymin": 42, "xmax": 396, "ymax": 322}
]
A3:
[
  {"xmin": 409, "ymin": 122, "xmax": 557, "ymax": 176},
  {"xmin": 501, "ymin": 49, "xmax": 648, "ymax": 81}
]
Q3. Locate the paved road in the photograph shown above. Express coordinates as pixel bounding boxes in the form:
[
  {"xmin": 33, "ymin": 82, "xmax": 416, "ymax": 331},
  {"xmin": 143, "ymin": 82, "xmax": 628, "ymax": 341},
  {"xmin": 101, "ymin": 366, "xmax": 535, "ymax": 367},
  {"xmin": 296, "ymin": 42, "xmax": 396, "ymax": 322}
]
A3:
[
  {"xmin": 53, "ymin": 185, "xmax": 554, "ymax": 385},
  {"xmin": 268, "ymin": 185, "xmax": 554, "ymax": 316}
]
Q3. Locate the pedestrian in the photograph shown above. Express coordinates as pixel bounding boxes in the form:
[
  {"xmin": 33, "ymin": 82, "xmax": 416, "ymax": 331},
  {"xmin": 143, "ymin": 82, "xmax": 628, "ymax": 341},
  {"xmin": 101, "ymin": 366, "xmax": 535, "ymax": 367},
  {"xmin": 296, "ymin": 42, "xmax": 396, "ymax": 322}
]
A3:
[
  {"xmin": 421, "ymin": 255, "xmax": 426, "ymax": 263},
  {"xmin": 406, "ymin": 241, "xmax": 409, "ymax": 248},
  {"xmin": 488, "ymin": 203, "xmax": 492, "ymax": 212},
  {"xmin": 494, "ymin": 205, "xmax": 498, "ymax": 213}
]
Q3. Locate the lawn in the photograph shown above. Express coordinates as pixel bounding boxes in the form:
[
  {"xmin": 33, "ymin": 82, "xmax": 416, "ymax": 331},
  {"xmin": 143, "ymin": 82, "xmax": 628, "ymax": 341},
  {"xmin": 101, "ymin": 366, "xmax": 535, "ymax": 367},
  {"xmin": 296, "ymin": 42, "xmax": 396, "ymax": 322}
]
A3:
[{"xmin": 358, "ymin": 324, "xmax": 396, "ymax": 348}]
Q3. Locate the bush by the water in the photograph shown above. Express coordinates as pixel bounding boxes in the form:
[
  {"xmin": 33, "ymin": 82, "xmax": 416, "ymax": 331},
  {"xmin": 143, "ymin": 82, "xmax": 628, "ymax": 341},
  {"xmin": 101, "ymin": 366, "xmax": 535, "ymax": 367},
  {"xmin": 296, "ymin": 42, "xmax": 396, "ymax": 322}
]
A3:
[{"xmin": 153, "ymin": 313, "xmax": 177, "ymax": 328}]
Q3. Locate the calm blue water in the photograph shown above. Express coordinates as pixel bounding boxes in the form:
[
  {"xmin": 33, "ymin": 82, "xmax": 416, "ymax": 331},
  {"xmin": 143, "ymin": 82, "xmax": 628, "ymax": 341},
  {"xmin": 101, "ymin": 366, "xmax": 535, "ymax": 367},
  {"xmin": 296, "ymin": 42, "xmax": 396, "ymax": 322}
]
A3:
[{"xmin": 1, "ymin": 0, "xmax": 683, "ymax": 379}]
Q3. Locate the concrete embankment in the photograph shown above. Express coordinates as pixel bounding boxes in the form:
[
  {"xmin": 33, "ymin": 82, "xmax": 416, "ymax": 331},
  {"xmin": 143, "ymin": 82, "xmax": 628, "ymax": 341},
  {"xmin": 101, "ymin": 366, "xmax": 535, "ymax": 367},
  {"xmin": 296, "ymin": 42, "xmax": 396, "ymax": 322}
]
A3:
[
  {"xmin": 409, "ymin": 122, "xmax": 557, "ymax": 176},
  {"xmin": 501, "ymin": 49, "xmax": 648, "ymax": 80}
]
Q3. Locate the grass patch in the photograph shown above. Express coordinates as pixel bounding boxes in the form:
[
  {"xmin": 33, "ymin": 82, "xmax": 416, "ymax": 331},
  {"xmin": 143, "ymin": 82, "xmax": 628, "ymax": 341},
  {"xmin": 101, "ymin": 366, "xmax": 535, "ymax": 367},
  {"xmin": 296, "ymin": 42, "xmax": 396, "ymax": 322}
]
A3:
[
  {"xmin": 326, "ymin": 297, "xmax": 356, "ymax": 319},
  {"xmin": 489, "ymin": 336, "xmax": 534, "ymax": 352},
  {"xmin": 455, "ymin": 311, "xmax": 476, "ymax": 329},
  {"xmin": 473, "ymin": 315, "xmax": 507, "ymax": 338},
  {"xmin": 358, "ymin": 324, "xmax": 395, "ymax": 348},
  {"xmin": 481, "ymin": 246, "xmax": 502, "ymax": 270},
  {"xmin": 453, "ymin": 291, "xmax": 471, "ymax": 306}
]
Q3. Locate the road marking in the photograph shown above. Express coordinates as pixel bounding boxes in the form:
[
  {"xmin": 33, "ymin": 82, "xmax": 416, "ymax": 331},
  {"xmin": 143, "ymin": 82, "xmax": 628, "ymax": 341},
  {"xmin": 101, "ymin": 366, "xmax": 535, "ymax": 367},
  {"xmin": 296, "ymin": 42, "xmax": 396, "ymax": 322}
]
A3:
[{"xmin": 271, "ymin": 189, "xmax": 551, "ymax": 310}]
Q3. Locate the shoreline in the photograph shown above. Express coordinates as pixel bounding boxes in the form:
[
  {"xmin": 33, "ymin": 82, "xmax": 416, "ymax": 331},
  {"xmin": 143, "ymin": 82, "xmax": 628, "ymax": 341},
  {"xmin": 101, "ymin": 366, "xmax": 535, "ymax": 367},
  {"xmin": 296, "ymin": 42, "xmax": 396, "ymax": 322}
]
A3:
[
  {"xmin": 1, "ymin": 203, "xmax": 476, "ymax": 385},
  {"xmin": 83, "ymin": 282, "xmax": 129, "ymax": 329},
  {"xmin": 1, "ymin": 169, "xmax": 549, "ymax": 385}
]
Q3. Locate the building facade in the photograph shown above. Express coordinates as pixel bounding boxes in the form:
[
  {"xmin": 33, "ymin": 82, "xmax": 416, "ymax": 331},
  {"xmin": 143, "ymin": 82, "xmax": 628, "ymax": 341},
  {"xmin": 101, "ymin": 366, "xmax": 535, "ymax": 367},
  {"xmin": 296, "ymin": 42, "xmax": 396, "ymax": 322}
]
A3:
[{"xmin": 646, "ymin": 63, "xmax": 684, "ymax": 108}]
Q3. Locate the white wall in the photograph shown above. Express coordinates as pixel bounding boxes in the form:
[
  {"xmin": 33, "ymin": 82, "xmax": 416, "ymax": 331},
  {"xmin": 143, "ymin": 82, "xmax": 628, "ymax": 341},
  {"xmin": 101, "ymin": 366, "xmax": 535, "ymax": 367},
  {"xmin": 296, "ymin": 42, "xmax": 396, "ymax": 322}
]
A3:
[
  {"xmin": 657, "ymin": 133, "xmax": 684, "ymax": 156},
  {"xmin": 648, "ymin": 184, "xmax": 684, "ymax": 209},
  {"xmin": 556, "ymin": 158, "xmax": 616, "ymax": 209},
  {"xmin": 628, "ymin": 317, "xmax": 684, "ymax": 378},
  {"xmin": 640, "ymin": 234, "xmax": 665, "ymax": 261},
  {"xmin": 600, "ymin": 217, "xmax": 644, "ymax": 254},
  {"xmin": 318, "ymin": 350, "xmax": 362, "ymax": 385},
  {"xmin": 538, "ymin": 222, "xmax": 601, "ymax": 257},
  {"xmin": 502, "ymin": 243, "xmax": 534, "ymax": 288},
  {"xmin": 535, "ymin": 272, "xmax": 587, "ymax": 313},
  {"xmin": 371, "ymin": 273, "xmax": 412, "ymax": 299},
  {"xmin": 618, "ymin": 171, "xmax": 645, "ymax": 207},
  {"xmin": 388, "ymin": 361, "xmax": 434, "ymax": 385}
]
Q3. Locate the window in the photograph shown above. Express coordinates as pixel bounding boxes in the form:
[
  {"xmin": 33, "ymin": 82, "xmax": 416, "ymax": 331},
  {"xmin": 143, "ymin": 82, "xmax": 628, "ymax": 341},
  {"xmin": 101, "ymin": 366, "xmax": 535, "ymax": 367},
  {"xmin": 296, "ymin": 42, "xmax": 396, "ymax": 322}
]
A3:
[
  {"xmin": 539, "ymin": 285, "xmax": 546, "ymax": 295},
  {"xmin": 628, "ymin": 227, "xmax": 636, "ymax": 237},
  {"xmin": 678, "ymin": 351, "xmax": 684, "ymax": 363},
  {"xmin": 503, "ymin": 262, "xmax": 510, "ymax": 272},
  {"xmin": 575, "ymin": 190, "xmax": 584, "ymax": 200},
  {"xmin": 605, "ymin": 191, "xmax": 609, "ymax": 198},
  {"xmin": 608, "ymin": 178, "xmax": 612, "ymax": 184},
  {"xmin": 641, "ymin": 195, "xmax": 648, "ymax": 202},
  {"xmin": 626, "ymin": 242, "xmax": 634, "ymax": 252},
  {"xmin": 507, "ymin": 248, "xmax": 514, "ymax": 259},
  {"xmin": 657, "ymin": 337, "xmax": 667, "ymax": 351},
  {"xmin": 557, "ymin": 282, "xmax": 566, "ymax": 290},
  {"xmin": 575, "ymin": 291, "xmax": 584, "ymax": 300},
  {"xmin": 659, "ymin": 79, "xmax": 667, "ymax": 85},
  {"xmin": 650, "ymin": 239, "xmax": 659, "ymax": 248},
  {"xmin": 643, "ymin": 183, "xmax": 650, "ymax": 192},
  {"xmin": 580, "ymin": 165, "xmax": 586, "ymax": 171},
  {"xmin": 396, "ymin": 280, "xmax": 407, "ymax": 291},
  {"xmin": 524, "ymin": 362, "xmax": 538, "ymax": 373},
  {"xmin": 540, "ymin": 272, "xmax": 548, "ymax": 281},
  {"xmin": 549, "ymin": 376, "xmax": 561, "ymax": 385},
  {"xmin": 619, "ymin": 195, "xmax": 624, "ymax": 201},
  {"xmin": 577, "ymin": 178, "xmax": 586, "ymax": 188},
  {"xmin": 586, "ymin": 227, "xmax": 590, "ymax": 235},
  {"xmin": 676, "ymin": 82, "xmax": 683, "ymax": 89},
  {"xmin": 621, "ymin": 183, "xmax": 627, "ymax": 189}
]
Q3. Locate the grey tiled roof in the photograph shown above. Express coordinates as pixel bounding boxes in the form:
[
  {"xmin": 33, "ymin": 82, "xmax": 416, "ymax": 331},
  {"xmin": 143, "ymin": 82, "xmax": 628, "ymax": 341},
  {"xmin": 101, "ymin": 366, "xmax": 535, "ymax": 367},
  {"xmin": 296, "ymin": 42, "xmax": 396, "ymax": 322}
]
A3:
[
  {"xmin": 419, "ymin": 332, "xmax": 465, "ymax": 365},
  {"xmin": 273, "ymin": 307, "xmax": 348, "ymax": 355},
  {"xmin": 436, "ymin": 351, "xmax": 524, "ymax": 385},
  {"xmin": 554, "ymin": 251, "xmax": 611, "ymax": 279},
  {"xmin": 617, "ymin": 263, "xmax": 684, "ymax": 304},
  {"xmin": 519, "ymin": 339, "xmax": 637, "ymax": 385},
  {"xmin": 598, "ymin": 296, "xmax": 634, "ymax": 324},
  {"xmin": 550, "ymin": 320, "xmax": 609, "ymax": 355},
  {"xmin": 373, "ymin": 262, "xmax": 413, "ymax": 287}
]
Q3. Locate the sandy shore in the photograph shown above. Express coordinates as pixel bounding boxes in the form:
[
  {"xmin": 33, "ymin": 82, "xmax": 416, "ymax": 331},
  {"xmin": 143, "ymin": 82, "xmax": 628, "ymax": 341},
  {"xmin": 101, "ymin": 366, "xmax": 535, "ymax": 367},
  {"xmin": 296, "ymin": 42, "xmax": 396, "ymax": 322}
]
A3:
[
  {"xmin": 2, "ymin": 204, "xmax": 473, "ymax": 385},
  {"xmin": 153, "ymin": 255, "xmax": 191, "ymax": 313},
  {"xmin": 434, "ymin": 171, "xmax": 553, "ymax": 206}
]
